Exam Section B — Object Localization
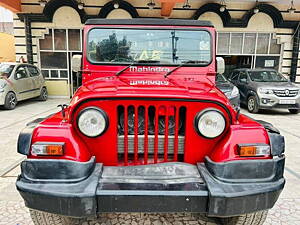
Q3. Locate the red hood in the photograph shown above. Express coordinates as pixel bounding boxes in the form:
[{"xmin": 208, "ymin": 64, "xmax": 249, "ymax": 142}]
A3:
[{"xmin": 70, "ymin": 75, "xmax": 230, "ymax": 107}]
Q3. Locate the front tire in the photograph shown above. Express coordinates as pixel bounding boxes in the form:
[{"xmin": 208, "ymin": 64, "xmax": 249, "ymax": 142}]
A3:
[
  {"xmin": 220, "ymin": 210, "xmax": 268, "ymax": 225},
  {"xmin": 4, "ymin": 92, "xmax": 17, "ymax": 110},
  {"xmin": 247, "ymin": 96, "xmax": 259, "ymax": 113},
  {"xmin": 30, "ymin": 210, "xmax": 84, "ymax": 225},
  {"xmin": 289, "ymin": 109, "xmax": 299, "ymax": 114}
]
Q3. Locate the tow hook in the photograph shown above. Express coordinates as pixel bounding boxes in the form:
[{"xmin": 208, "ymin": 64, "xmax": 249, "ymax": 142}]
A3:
[{"xmin": 58, "ymin": 104, "xmax": 68, "ymax": 120}]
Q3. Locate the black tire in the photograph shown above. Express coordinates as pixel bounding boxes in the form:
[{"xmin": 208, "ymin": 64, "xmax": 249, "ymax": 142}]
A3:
[
  {"xmin": 4, "ymin": 92, "xmax": 17, "ymax": 110},
  {"xmin": 30, "ymin": 210, "xmax": 84, "ymax": 225},
  {"xmin": 289, "ymin": 109, "xmax": 300, "ymax": 114},
  {"xmin": 247, "ymin": 96, "xmax": 259, "ymax": 113},
  {"xmin": 221, "ymin": 210, "xmax": 268, "ymax": 225},
  {"xmin": 38, "ymin": 87, "xmax": 48, "ymax": 101}
]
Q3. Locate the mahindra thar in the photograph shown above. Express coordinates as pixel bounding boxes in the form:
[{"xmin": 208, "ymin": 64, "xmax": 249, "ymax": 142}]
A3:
[{"xmin": 16, "ymin": 19, "xmax": 285, "ymax": 225}]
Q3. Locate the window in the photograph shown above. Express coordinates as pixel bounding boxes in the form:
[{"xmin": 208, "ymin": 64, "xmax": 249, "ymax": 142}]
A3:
[
  {"xmin": 243, "ymin": 33, "xmax": 256, "ymax": 54},
  {"xmin": 60, "ymin": 71, "xmax": 68, "ymax": 78},
  {"xmin": 230, "ymin": 71, "xmax": 240, "ymax": 81},
  {"xmin": 217, "ymin": 32, "xmax": 281, "ymax": 57},
  {"xmin": 50, "ymin": 70, "xmax": 59, "ymax": 78},
  {"xmin": 27, "ymin": 66, "xmax": 39, "ymax": 77},
  {"xmin": 40, "ymin": 52, "xmax": 68, "ymax": 69},
  {"xmin": 218, "ymin": 33, "xmax": 230, "ymax": 54},
  {"xmin": 0, "ymin": 64, "xmax": 14, "ymax": 78},
  {"xmin": 15, "ymin": 66, "xmax": 28, "ymax": 80},
  {"xmin": 41, "ymin": 70, "xmax": 49, "ymax": 78},
  {"xmin": 256, "ymin": 33, "xmax": 269, "ymax": 54},
  {"xmin": 39, "ymin": 29, "xmax": 82, "ymax": 80},
  {"xmin": 239, "ymin": 72, "xmax": 247, "ymax": 83},
  {"xmin": 68, "ymin": 29, "xmax": 81, "ymax": 51},
  {"xmin": 269, "ymin": 38, "xmax": 281, "ymax": 54},
  {"xmin": 230, "ymin": 33, "xmax": 243, "ymax": 54},
  {"xmin": 88, "ymin": 28, "xmax": 212, "ymax": 65},
  {"xmin": 40, "ymin": 30, "xmax": 53, "ymax": 50},
  {"xmin": 54, "ymin": 29, "xmax": 66, "ymax": 50}
]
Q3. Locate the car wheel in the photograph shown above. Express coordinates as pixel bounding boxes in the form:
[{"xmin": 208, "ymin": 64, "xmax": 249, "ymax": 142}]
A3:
[
  {"xmin": 30, "ymin": 210, "xmax": 84, "ymax": 225},
  {"xmin": 289, "ymin": 109, "xmax": 299, "ymax": 114},
  {"xmin": 247, "ymin": 96, "xmax": 259, "ymax": 113},
  {"xmin": 220, "ymin": 210, "xmax": 268, "ymax": 225},
  {"xmin": 4, "ymin": 92, "xmax": 17, "ymax": 110},
  {"xmin": 39, "ymin": 87, "xmax": 48, "ymax": 101}
]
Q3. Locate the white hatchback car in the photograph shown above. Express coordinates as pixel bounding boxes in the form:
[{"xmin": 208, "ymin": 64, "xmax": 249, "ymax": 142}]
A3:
[{"xmin": 0, "ymin": 63, "xmax": 47, "ymax": 110}]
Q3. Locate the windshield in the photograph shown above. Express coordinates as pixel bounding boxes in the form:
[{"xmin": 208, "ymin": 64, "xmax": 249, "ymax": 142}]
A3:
[
  {"xmin": 248, "ymin": 71, "xmax": 288, "ymax": 82},
  {"xmin": 216, "ymin": 74, "xmax": 227, "ymax": 83},
  {"xmin": 0, "ymin": 64, "xmax": 14, "ymax": 78},
  {"xmin": 88, "ymin": 28, "xmax": 211, "ymax": 65}
]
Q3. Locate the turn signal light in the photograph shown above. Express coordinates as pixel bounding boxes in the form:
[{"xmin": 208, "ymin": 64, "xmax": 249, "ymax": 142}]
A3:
[
  {"xmin": 31, "ymin": 142, "xmax": 64, "ymax": 156},
  {"xmin": 238, "ymin": 144, "xmax": 270, "ymax": 157}
]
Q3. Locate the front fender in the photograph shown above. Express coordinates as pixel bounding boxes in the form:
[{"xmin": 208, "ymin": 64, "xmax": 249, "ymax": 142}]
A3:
[{"xmin": 18, "ymin": 113, "xmax": 92, "ymax": 162}]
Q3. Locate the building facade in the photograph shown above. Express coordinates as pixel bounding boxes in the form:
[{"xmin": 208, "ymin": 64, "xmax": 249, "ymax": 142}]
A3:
[
  {"xmin": 0, "ymin": 22, "xmax": 15, "ymax": 62},
  {"xmin": 1, "ymin": 0, "xmax": 300, "ymax": 97}
]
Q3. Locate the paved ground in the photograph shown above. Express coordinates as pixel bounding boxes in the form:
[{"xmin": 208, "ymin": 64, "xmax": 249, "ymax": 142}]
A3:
[{"xmin": 0, "ymin": 98, "xmax": 299, "ymax": 224}]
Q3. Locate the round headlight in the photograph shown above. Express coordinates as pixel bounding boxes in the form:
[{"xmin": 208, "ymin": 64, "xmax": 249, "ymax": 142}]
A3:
[
  {"xmin": 77, "ymin": 107, "xmax": 108, "ymax": 137},
  {"xmin": 195, "ymin": 109, "xmax": 226, "ymax": 138}
]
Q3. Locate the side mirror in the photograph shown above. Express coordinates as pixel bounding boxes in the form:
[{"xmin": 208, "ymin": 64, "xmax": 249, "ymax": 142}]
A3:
[
  {"xmin": 216, "ymin": 57, "xmax": 225, "ymax": 74},
  {"xmin": 72, "ymin": 55, "xmax": 82, "ymax": 73}
]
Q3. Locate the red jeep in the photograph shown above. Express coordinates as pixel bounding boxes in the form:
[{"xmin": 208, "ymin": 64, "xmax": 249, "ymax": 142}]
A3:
[{"xmin": 16, "ymin": 19, "xmax": 285, "ymax": 225}]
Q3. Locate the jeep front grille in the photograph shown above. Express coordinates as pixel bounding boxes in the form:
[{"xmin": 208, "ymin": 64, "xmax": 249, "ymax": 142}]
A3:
[{"xmin": 117, "ymin": 105, "xmax": 186, "ymax": 165}]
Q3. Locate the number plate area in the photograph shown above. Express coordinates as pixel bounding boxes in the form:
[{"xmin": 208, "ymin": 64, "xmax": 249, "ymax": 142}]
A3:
[{"xmin": 279, "ymin": 99, "xmax": 296, "ymax": 104}]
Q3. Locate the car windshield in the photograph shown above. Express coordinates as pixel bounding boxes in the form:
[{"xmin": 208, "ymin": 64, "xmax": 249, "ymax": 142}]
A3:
[
  {"xmin": 88, "ymin": 28, "xmax": 211, "ymax": 65},
  {"xmin": 248, "ymin": 71, "xmax": 288, "ymax": 82},
  {"xmin": 0, "ymin": 64, "xmax": 14, "ymax": 78},
  {"xmin": 216, "ymin": 74, "xmax": 227, "ymax": 83}
]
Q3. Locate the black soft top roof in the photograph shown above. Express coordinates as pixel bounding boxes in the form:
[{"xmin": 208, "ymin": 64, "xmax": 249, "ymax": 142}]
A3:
[{"xmin": 85, "ymin": 18, "xmax": 214, "ymax": 27}]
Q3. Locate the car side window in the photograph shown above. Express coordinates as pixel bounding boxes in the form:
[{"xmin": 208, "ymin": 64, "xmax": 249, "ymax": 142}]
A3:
[
  {"xmin": 27, "ymin": 66, "xmax": 40, "ymax": 77},
  {"xmin": 239, "ymin": 72, "xmax": 248, "ymax": 83},
  {"xmin": 15, "ymin": 66, "xmax": 29, "ymax": 80},
  {"xmin": 230, "ymin": 71, "xmax": 240, "ymax": 81}
]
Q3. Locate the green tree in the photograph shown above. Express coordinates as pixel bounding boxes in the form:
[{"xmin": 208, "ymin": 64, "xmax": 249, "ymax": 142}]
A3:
[{"xmin": 96, "ymin": 33, "xmax": 132, "ymax": 62}]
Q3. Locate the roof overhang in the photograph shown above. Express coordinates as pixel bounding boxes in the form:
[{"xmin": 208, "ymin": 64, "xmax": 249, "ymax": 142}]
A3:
[{"xmin": 0, "ymin": 0, "xmax": 21, "ymax": 12}]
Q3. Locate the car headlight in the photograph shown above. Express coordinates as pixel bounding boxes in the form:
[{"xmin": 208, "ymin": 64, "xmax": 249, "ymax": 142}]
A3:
[
  {"xmin": 259, "ymin": 88, "xmax": 273, "ymax": 94},
  {"xmin": 77, "ymin": 107, "xmax": 108, "ymax": 137},
  {"xmin": 230, "ymin": 86, "xmax": 239, "ymax": 97},
  {"xmin": 195, "ymin": 109, "xmax": 226, "ymax": 138}
]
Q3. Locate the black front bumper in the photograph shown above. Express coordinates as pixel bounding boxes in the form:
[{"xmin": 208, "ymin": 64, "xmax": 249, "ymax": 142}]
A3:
[{"xmin": 16, "ymin": 155, "xmax": 285, "ymax": 218}]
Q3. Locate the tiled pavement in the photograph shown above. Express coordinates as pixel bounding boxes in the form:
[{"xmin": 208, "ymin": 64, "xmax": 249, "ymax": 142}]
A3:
[{"xmin": 0, "ymin": 99, "xmax": 299, "ymax": 224}]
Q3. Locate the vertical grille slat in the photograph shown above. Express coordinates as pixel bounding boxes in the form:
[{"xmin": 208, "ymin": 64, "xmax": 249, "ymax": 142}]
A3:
[
  {"xmin": 134, "ymin": 106, "xmax": 139, "ymax": 164},
  {"xmin": 154, "ymin": 106, "xmax": 159, "ymax": 163},
  {"xmin": 144, "ymin": 107, "xmax": 149, "ymax": 164},
  {"xmin": 164, "ymin": 107, "xmax": 169, "ymax": 162},
  {"xmin": 174, "ymin": 107, "xmax": 179, "ymax": 161},
  {"xmin": 117, "ymin": 103, "xmax": 186, "ymax": 165},
  {"xmin": 123, "ymin": 106, "xmax": 128, "ymax": 165}
]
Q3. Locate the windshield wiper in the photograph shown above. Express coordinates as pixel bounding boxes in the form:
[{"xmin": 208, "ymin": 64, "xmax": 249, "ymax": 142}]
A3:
[
  {"xmin": 116, "ymin": 60, "xmax": 160, "ymax": 76},
  {"xmin": 164, "ymin": 60, "xmax": 208, "ymax": 78}
]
